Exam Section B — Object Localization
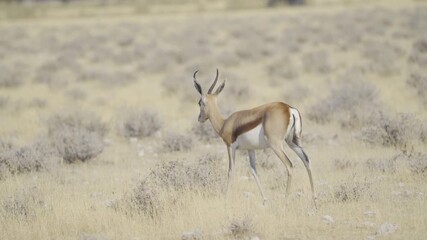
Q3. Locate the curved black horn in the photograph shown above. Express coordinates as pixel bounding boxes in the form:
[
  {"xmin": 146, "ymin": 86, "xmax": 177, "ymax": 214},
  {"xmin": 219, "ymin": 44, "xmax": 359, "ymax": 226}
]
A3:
[
  {"xmin": 207, "ymin": 69, "xmax": 219, "ymax": 94},
  {"xmin": 193, "ymin": 70, "xmax": 202, "ymax": 95}
]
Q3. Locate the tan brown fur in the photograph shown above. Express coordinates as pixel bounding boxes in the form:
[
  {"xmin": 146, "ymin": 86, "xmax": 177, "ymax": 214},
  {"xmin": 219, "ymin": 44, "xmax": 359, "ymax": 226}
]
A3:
[{"xmin": 217, "ymin": 102, "xmax": 291, "ymax": 146}]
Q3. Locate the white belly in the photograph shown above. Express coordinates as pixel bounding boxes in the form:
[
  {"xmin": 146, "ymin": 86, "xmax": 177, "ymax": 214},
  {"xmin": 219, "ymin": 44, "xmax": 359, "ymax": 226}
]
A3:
[{"xmin": 232, "ymin": 124, "xmax": 269, "ymax": 150}]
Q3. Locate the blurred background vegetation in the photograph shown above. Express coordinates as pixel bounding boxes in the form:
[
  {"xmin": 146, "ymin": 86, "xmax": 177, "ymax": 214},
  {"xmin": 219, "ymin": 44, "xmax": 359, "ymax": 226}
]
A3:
[{"xmin": 0, "ymin": 0, "xmax": 408, "ymax": 20}]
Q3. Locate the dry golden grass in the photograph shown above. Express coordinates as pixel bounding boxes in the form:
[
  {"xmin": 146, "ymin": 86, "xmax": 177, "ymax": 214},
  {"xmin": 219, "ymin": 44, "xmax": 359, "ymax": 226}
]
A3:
[{"xmin": 1, "ymin": 1, "xmax": 427, "ymax": 239}]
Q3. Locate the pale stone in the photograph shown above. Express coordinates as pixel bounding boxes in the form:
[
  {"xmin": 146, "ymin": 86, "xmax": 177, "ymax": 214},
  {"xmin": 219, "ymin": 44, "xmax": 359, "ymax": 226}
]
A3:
[{"xmin": 322, "ymin": 215, "xmax": 334, "ymax": 224}]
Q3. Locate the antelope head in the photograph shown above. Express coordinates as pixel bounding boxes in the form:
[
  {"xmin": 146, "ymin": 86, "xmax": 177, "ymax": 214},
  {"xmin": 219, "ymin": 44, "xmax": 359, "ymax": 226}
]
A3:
[{"xmin": 193, "ymin": 69, "xmax": 225, "ymax": 123}]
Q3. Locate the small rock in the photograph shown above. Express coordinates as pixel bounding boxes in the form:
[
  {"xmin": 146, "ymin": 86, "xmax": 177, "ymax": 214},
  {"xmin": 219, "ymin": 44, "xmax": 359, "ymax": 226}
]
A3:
[
  {"xmin": 377, "ymin": 222, "xmax": 397, "ymax": 235},
  {"xmin": 364, "ymin": 222, "xmax": 375, "ymax": 228},
  {"xmin": 129, "ymin": 137, "xmax": 138, "ymax": 144},
  {"xmin": 296, "ymin": 189, "xmax": 304, "ymax": 197},
  {"xmin": 103, "ymin": 199, "xmax": 119, "ymax": 208},
  {"xmin": 103, "ymin": 138, "xmax": 113, "ymax": 146},
  {"xmin": 391, "ymin": 191, "xmax": 401, "ymax": 196},
  {"xmin": 364, "ymin": 211, "xmax": 376, "ymax": 218},
  {"xmin": 243, "ymin": 191, "xmax": 254, "ymax": 198},
  {"xmin": 250, "ymin": 236, "xmax": 261, "ymax": 240},
  {"xmin": 318, "ymin": 180, "xmax": 328, "ymax": 186},
  {"xmin": 91, "ymin": 192, "xmax": 103, "ymax": 198},
  {"xmin": 402, "ymin": 189, "xmax": 413, "ymax": 198},
  {"xmin": 366, "ymin": 235, "xmax": 375, "ymax": 240},
  {"xmin": 356, "ymin": 221, "xmax": 376, "ymax": 229},
  {"xmin": 322, "ymin": 215, "xmax": 334, "ymax": 224},
  {"xmin": 181, "ymin": 229, "xmax": 203, "ymax": 240},
  {"xmin": 80, "ymin": 234, "xmax": 109, "ymax": 240},
  {"xmin": 138, "ymin": 150, "xmax": 145, "ymax": 157},
  {"xmin": 239, "ymin": 176, "xmax": 250, "ymax": 181},
  {"xmin": 307, "ymin": 208, "xmax": 316, "ymax": 217}
]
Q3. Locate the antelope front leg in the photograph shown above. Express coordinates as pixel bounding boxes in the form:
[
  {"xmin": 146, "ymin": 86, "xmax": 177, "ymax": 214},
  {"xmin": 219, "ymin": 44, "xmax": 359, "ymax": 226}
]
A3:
[{"xmin": 225, "ymin": 146, "xmax": 236, "ymax": 199}]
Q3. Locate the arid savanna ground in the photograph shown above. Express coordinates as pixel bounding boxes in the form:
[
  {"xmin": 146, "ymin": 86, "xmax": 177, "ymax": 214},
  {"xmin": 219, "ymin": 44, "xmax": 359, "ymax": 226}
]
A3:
[{"xmin": 0, "ymin": 0, "xmax": 426, "ymax": 239}]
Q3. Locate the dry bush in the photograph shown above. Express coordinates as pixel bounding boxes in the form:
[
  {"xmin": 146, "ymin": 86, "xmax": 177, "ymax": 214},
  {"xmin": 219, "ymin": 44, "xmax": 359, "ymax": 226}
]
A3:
[
  {"xmin": 138, "ymin": 48, "xmax": 180, "ymax": 73},
  {"xmin": 0, "ymin": 139, "xmax": 15, "ymax": 179},
  {"xmin": 0, "ymin": 65, "xmax": 24, "ymax": 88},
  {"xmin": 65, "ymin": 88, "xmax": 87, "ymax": 101},
  {"xmin": 406, "ymin": 152, "xmax": 427, "ymax": 174},
  {"xmin": 282, "ymin": 84, "xmax": 310, "ymax": 105},
  {"xmin": 334, "ymin": 179, "xmax": 373, "ymax": 202},
  {"xmin": 149, "ymin": 157, "xmax": 223, "ymax": 192},
  {"xmin": 150, "ymin": 161, "xmax": 190, "ymax": 191},
  {"xmin": 161, "ymin": 70, "xmax": 198, "ymax": 102},
  {"xmin": 125, "ymin": 154, "xmax": 224, "ymax": 216},
  {"xmin": 366, "ymin": 156, "xmax": 397, "ymax": 173},
  {"xmin": 229, "ymin": 217, "xmax": 256, "ymax": 239},
  {"xmin": 191, "ymin": 121, "xmax": 218, "ymax": 143},
  {"xmin": 34, "ymin": 59, "xmax": 73, "ymax": 88},
  {"xmin": 280, "ymin": 28, "xmax": 305, "ymax": 53},
  {"xmin": 407, "ymin": 73, "xmax": 427, "ymax": 106},
  {"xmin": 226, "ymin": 84, "xmax": 250, "ymax": 102},
  {"xmin": 301, "ymin": 50, "xmax": 334, "ymax": 74},
  {"xmin": 215, "ymin": 49, "xmax": 240, "ymax": 67},
  {"xmin": 0, "ymin": 188, "xmax": 43, "ymax": 220},
  {"xmin": 27, "ymin": 98, "xmax": 47, "ymax": 109},
  {"xmin": 361, "ymin": 41, "xmax": 403, "ymax": 76},
  {"xmin": 77, "ymin": 68, "xmax": 136, "ymax": 87},
  {"xmin": 257, "ymin": 149, "xmax": 277, "ymax": 170},
  {"xmin": 161, "ymin": 71, "xmax": 186, "ymax": 94},
  {"xmin": 47, "ymin": 112, "xmax": 107, "ymax": 163},
  {"xmin": 234, "ymin": 35, "xmax": 269, "ymax": 61},
  {"xmin": 266, "ymin": 57, "xmax": 299, "ymax": 86},
  {"xmin": 0, "ymin": 139, "xmax": 60, "ymax": 179},
  {"xmin": 163, "ymin": 132, "xmax": 193, "ymax": 152},
  {"xmin": 408, "ymin": 37, "xmax": 427, "ymax": 67},
  {"xmin": 365, "ymin": 152, "xmax": 427, "ymax": 174},
  {"xmin": 197, "ymin": 151, "xmax": 223, "ymax": 165},
  {"xmin": 51, "ymin": 128, "xmax": 104, "ymax": 164},
  {"xmin": 47, "ymin": 112, "xmax": 107, "ymax": 137},
  {"xmin": 220, "ymin": 75, "xmax": 251, "ymax": 103},
  {"xmin": 359, "ymin": 112, "xmax": 426, "ymax": 151},
  {"xmin": 0, "ymin": 96, "xmax": 9, "ymax": 109},
  {"xmin": 128, "ymin": 180, "xmax": 160, "ymax": 217},
  {"xmin": 308, "ymin": 73, "xmax": 379, "ymax": 127},
  {"xmin": 0, "ymin": 139, "xmax": 13, "ymax": 150},
  {"xmin": 117, "ymin": 109, "xmax": 162, "ymax": 139},
  {"xmin": 334, "ymin": 158, "xmax": 354, "ymax": 171}
]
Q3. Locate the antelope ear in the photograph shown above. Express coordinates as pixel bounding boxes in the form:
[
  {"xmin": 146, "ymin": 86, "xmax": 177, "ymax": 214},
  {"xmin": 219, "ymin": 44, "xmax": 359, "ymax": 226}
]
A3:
[
  {"xmin": 214, "ymin": 81, "xmax": 225, "ymax": 96},
  {"xmin": 193, "ymin": 70, "xmax": 202, "ymax": 95}
]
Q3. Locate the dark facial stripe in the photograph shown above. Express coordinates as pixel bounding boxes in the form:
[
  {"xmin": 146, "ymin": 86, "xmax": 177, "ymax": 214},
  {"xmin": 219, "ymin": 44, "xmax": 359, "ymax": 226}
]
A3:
[{"xmin": 231, "ymin": 116, "xmax": 263, "ymax": 142}]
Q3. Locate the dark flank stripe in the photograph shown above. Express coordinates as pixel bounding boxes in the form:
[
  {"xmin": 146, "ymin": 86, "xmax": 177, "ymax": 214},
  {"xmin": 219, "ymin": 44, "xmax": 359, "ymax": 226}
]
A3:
[{"xmin": 231, "ymin": 117, "xmax": 263, "ymax": 142}]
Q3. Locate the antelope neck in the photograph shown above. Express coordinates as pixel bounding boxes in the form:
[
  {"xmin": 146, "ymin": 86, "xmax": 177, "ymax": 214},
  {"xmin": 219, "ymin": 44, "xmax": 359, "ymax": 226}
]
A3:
[{"xmin": 207, "ymin": 100, "xmax": 225, "ymax": 137}]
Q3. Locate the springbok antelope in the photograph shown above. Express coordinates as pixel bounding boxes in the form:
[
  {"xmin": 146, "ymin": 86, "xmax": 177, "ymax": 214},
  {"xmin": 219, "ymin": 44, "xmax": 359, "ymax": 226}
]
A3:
[{"xmin": 193, "ymin": 69, "xmax": 316, "ymax": 207}]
